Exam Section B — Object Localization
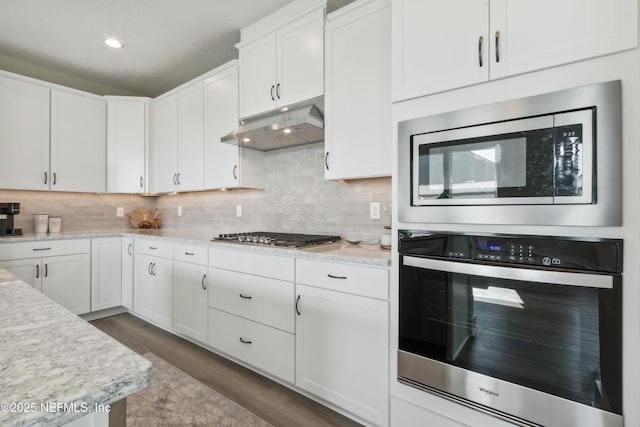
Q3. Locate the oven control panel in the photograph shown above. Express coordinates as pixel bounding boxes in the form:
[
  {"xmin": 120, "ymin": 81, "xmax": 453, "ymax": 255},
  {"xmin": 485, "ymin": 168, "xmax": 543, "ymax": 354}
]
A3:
[{"xmin": 398, "ymin": 230, "xmax": 622, "ymax": 273}]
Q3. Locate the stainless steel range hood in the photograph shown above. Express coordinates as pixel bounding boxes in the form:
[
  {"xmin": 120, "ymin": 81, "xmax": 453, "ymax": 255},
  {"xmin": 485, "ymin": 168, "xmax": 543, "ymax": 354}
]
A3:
[{"xmin": 221, "ymin": 97, "xmax": 324, "ymax": 151}]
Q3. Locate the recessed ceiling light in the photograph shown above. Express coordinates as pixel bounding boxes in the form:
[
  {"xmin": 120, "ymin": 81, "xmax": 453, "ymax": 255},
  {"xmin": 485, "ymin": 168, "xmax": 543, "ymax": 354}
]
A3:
[
  {"xmin": 283, "ymin": 128, "xmax": 292, "ymax": 134},
  {"xmin": 105, "ymin": 38, "xmax": 123, "ymax": 49},
  {"xmin": 242, "ymin": 137, "xmax": 251, "ymax": 143}
]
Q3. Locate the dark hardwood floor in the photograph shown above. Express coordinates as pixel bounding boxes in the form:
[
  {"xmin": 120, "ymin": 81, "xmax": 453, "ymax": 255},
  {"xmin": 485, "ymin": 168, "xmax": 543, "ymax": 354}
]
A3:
[{"xmin": 91, "ymin": 313, "xmax": 362, "ymax": 427}]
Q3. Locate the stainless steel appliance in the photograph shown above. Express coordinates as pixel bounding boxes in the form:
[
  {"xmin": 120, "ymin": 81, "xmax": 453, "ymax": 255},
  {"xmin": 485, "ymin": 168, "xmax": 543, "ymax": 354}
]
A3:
[
  {"xmin": 398, "ymin": 80, "xmax": 622, "ymax": 226},
  {"xmin": 0, "ymin": 203, "xmax": 22, "ymax": 236},
  {"xmin": 398, "ymin": 230, "xmax": 623, "ymax": 427},
  {"xmin": 213, "ymin": 232, "xmax": 340, "ymax": 248}
]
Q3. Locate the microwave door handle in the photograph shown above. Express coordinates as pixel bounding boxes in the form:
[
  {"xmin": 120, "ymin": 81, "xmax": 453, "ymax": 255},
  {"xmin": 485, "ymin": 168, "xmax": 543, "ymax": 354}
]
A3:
[{"xmin": 402, "ymin": 256, "xmax": 614, "ymax": 289}]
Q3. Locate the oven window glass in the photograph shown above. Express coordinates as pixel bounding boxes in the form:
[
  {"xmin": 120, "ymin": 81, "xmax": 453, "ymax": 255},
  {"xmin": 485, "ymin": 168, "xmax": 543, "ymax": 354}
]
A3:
[
  {"xmin": 416, "ymin": 129, "xmax": 554, "ymax": 200},
  {"xmin": 399, "ymin": 265, "xmax": 622, "ymax": 414}
]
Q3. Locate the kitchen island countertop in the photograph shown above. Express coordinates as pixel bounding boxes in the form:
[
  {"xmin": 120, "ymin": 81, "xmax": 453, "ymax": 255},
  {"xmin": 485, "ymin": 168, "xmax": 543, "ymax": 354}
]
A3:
[{"xmin": 0, "ymin": 269, "xmax": 151, "ymax": 427}]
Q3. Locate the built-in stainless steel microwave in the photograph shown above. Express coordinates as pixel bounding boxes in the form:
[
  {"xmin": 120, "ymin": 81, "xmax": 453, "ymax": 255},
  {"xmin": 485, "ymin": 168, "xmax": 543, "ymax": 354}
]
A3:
[{"xmin": 398, "ymin": 81, "xmax": 622, "ymax": 226}]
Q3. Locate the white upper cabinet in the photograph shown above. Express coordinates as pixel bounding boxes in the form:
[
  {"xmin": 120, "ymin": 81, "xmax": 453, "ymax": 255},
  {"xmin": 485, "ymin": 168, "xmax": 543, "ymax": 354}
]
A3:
[
  {"xmin": 392, "ymin": 0, "xmax": 639, "ymax": 101},
  {"xmin": 177, "ymin": 82, "xmax": 204, "ymax": 191},
  {"xmin": 151, "ymin": 92, "xmax": 179, "ymax": 193},
  {"xmin": 324, "ymin": 0, "xmax": 391, "ymax": 180},
  {"xmin": 238, "ymin": 0, "xmax": 325, "ymax": 119},
  {"xmin": 152, "ymin": 82, "xmax": 204, "ymax": 193},
  {"xmin": 0, "ymin": 75, "xmax": 50, "ymax": 191},
  {"xmin": 489, "ymin": 0, "xmax": 639, "ymax": 80},
  {"xmin": 204, "ymin": 61, "xmax": 265, "ymax": 190},
  {"xmin": 50, "ymin": 89, "xmax": 106, "ymax": 192},
  {"xmin": 106, "ymin": 97, "xmax": 149, "ymax": 193}
]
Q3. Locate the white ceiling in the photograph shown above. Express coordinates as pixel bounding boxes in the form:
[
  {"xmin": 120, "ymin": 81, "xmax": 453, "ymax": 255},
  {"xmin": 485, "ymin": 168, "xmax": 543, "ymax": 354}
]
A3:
[{"xmin": 0, "ymin": 0, "xmax": 314, "ymax": 97}]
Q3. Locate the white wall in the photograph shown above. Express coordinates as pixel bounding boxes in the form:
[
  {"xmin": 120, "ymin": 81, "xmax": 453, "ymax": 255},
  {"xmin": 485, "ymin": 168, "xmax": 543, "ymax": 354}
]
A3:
[{"xmin": 391, "ymin": 48, "xmax": 640, "ymax": 425}]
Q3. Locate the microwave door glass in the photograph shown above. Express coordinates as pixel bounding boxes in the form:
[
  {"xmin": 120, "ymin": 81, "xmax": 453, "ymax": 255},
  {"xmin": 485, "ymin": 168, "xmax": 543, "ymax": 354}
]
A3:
[{"xmin": 417, "ymin": 128, "xmax": 555, "ymax": 202}]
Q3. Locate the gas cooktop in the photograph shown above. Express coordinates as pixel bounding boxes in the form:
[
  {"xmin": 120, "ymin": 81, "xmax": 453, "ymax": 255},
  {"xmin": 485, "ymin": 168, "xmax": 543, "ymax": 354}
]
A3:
[{"xmin": 213, "ymin": 232, "xmax": 341, "ymax": 248}]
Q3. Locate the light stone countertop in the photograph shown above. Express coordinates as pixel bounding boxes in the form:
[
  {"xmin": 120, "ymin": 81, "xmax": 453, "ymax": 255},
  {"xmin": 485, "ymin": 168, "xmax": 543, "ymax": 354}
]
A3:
[
  {"xmin": 0, "ymin": 229, "xmax": 392, "ymax": 267},
  {"xmin": 0, "ymin": 270, "xmax": 151, "ymax": 427}
]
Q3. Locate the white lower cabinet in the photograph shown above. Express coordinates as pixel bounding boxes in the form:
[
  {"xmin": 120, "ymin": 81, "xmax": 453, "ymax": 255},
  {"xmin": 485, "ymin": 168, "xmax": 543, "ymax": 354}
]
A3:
[
  {"xmin": 174, "ymin": 259, "xmax": 208, "ymax": 343},
  {"xmin": 134, "ymin": 251, "xmax": 174, "ymax": 329},
  {"xmin": 208, "ymin": 248, "xmax": 295, "ymax": 382},
  {"xmin": 208, "ymin": 308, "xmax": 295, "ymax": 382},
  {"xmin": 295, "ymin": 259, "xmax": 390, "ymax": 426},
  {"xmin": 121, "ymin": 237, "xmax": 134, "ymax": 309},
  {"xmin": 0, "ymin": 239, "xmax": 91, "ymax": 314},
  {"xmin": 91, "ymin": 237, "xmax": 122, "ymax": 311}
]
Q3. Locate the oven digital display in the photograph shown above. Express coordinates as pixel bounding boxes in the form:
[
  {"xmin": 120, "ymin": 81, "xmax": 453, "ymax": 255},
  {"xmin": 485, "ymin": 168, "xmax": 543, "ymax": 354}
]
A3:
[{"xmin": 478, "ymin": 240, "xmax": 502, "ymax": 252}]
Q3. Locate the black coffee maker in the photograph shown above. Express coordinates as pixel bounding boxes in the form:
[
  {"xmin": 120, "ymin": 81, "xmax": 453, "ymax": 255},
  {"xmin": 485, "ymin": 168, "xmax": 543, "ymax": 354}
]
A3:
[{"xmin": 0, "ymin": 203, "xmax": 22, "ymax": 236}]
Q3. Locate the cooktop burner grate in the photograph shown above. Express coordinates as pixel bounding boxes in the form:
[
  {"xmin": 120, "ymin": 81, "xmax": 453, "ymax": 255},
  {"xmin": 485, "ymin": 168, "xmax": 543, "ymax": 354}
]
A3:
[{"xmin": 213, "ymin": 232, "xmax": 341, "ymax": 248}]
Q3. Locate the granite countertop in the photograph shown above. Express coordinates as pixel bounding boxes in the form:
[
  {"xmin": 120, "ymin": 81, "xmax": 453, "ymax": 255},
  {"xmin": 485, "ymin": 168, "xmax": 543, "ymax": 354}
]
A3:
[
  {"xmin": 0, "ymin": 270, "xmax": 151, "ymax": 427},
  {"xmin": 0, "ymin": 230, "xmax": 392, "ymax": 267}
]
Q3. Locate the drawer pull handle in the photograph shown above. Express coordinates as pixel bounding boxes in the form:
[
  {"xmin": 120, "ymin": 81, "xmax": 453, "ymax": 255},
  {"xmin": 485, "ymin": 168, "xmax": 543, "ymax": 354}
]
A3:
[
  {"xmin": 185, "ymin": 252, "xmax": 195, "ymax": 256},
  {"xmin": 36, "ymin": 264, "xmax": 40, "ymax": 279},
  {"xmin": 295, "ymin": 294, "xmax": 301, "ymax": 316},
  {"xmin": 149, "ymin": 246, "xmax": 157, "ymax": 250},
  {"xmin": 44, "ymin": 264, "xmax": 48, "ymax": 277},
  {"xmin": 495, "ymin": 30, "xmax": 501, "ymax": 63},
  {"xmin": 128, "ymin": 243, "xmax": 133, "ymax": 256},
  {"xmin": 33, "ymin": 248, "xmax": 52, "ymax": 251},
  {"xmin": 327, "ymin": 274, "xmax": 347, "ymax": 280},
  {"xmin": 478, "ymin": 35, "xmax": 483, "ymax": 67},
  {"xmin": 202, "ymin": 274, "xmax": 207, "ymax": 290},
  {"xmin": 239, "ymin": 293, "xmax": 252, "ymax": 300},
  {"xmin": 239, "ymin": 337, "xmax": 252, "ymax": 344}
]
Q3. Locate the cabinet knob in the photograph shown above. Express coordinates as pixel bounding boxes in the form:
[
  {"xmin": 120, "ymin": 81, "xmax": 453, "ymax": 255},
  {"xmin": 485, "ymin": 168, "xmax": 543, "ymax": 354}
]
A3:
[{"xmin": 140, "ymin": 176, "xmax": 144, "ymax": 188}]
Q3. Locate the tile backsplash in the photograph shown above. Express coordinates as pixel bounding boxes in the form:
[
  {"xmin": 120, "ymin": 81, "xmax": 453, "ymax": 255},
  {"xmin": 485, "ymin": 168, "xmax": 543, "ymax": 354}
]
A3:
[{"xmin": 0, "ymin": 143, "xmax": 391, "ymax": 242}]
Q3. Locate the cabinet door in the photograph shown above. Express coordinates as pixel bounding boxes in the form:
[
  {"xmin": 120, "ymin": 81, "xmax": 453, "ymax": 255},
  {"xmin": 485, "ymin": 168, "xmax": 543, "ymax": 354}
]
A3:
[
  {"xmin": 152, "ymin": 93, "xmax": 179, "ymax": 193},
  {"xmin": 43, "ymin": 253, "xmax": 91, "ymax": 315},
  {"xmin": 392, "ymin": 0, "xmax": 489, "ymax": 101},
  {"xmin": 204, "ymin": 64, "xmax": 242, "ymax": 189},
  {"xmin": 0, "ymin": 258, "xmax": 41, "ymax": 292},
  {"xmin": 238, "ymin": 34, "xmax": 278, "ymax": 118},
  {"xmin": 91, "ymin": 237, "xmax": 122, "ymax": 311},
  {"xmin": 177, "ymin": 83, "xmax": 204, "ymax": 191},
  {"xmin": 296, "ymin": 284, "xmax": 389, "ymax": 426},
  {"xmin": 0, "ymin": 76, "xmax": 50, "ymax": 191},
  {"xmin": 121, "ymin": 237, "xmax": 134, "ymax": 310},
  {"xmin": 325, "ymin": 0, "xmax": 391, "ymax": 180},
  {"xmin": 174, "ymin": 261, "xmax": 208, "ymax": 343},
  {"xmin": 50, "ymin": 89, "xmax": 106, "ymax": 192},
  {"xmin": 276, "ymin": 9, "xmax": 325, "ymax": 107},
  {"xmin": 153, "ymin": 256, "xmax": 174, "ymax": 329},
  {"xmin": 106, "ymin": 98, "xmax": 147, "ymax": 193},
  {"xmin": 134, "ymin": 254, "xmax": 155, "ymax": 319},
  {"xmin": 489, "ymin": 0, "xmax": 638, "ymax": 79}
]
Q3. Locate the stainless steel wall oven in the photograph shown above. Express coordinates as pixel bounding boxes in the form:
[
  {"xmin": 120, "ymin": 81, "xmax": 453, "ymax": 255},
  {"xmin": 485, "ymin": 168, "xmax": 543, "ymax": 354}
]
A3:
[
  {"xmin": 397, "ymin": 81, "xmax": 622, "ymax": 226},
  {"xmin": 398, "ymin": 230, "xmax": 623, "ymax": 427}
]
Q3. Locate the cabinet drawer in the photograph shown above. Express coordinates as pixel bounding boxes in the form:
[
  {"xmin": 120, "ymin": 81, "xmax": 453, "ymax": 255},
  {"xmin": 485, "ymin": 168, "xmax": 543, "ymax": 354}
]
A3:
[
  {"xmin": 209, "ymin": 267, "xmax": 294, "ymax": 333},
  {"xmin": 0, "ymin": 239, "xmax": 90, "ymax": 261},
  {"xmin": 174, "ymin": 243, "xmax": 208, "ymax": 265},
  {"xmin": 135, "ymin": 238, "xmax": 173, "ymax": 258},
  {"xmin": 296, "ymin": 258, "xmax": 389, "ymax": 300},
  {"xmin": 209, "ymin": 248, "xmax": 294, "ymax": 282},
  {"xmin": 208, "ymin": 308, "xmax": 294, "ymax": 383}
]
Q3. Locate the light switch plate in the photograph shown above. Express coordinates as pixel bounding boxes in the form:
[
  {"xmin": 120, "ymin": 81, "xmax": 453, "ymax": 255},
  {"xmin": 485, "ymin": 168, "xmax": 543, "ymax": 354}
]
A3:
[
  {"xmin": 370, "ymin": 202, "xmax": 380, "ymax": 220},
  {"xmin": 116, "ymin": 207, "xmax": 124, "ymax": 217},
  {"xmin": 236, "ymin": 205, "xmax": 242, "ymax": 218}
]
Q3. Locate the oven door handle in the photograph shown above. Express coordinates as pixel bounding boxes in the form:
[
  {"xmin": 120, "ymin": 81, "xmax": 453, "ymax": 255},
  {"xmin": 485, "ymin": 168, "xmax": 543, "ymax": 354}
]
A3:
[{"xmin": 402, "ymin": 256, "xmax": 614, "ymax": 289}]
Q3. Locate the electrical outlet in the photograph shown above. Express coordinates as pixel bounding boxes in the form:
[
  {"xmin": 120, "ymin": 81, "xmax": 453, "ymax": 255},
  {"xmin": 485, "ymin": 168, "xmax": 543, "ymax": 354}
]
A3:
[
  {"xmin": 236, "ymin": 205, "xmax": 242, "ymax": 218},
  {"xmin": 116, "ymin": 207, "xmax": 124, "ymax": 217},
  {"xmin": 177, "ymin": 206, "xmax": 182, "ymax": 217},
  {"xmin": 370, "ymin": 202, "xmax": 381, "ymax": 220}
]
